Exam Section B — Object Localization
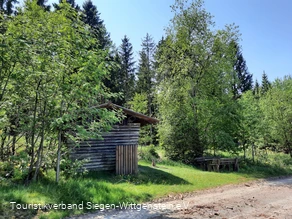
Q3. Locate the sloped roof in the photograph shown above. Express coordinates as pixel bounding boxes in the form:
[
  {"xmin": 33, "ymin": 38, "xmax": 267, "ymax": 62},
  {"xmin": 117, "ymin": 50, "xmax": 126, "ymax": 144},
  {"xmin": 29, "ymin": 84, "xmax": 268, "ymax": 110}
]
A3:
[{"xmin": 98, "ymin": 102, "xmax": 159, "ymax": 126}]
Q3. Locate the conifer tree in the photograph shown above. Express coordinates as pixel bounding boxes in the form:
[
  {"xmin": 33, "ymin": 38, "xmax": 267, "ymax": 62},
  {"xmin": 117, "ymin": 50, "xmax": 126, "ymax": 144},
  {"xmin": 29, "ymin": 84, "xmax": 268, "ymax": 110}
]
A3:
[
  {"xmin": 253, "ymin": 79, "xmax": 260, "ymax": 96},
  {"xmin": 36, "ymin": 0, "xmax": 50, "ymax": 11},
  {"xmin": 136, "ymin": 33, "xmax": 156, "ymax": 115},
  {"xmin": 82, "ymin": 0, "xmax": 111, "ymax": 50},
  {"xmin": 261, "ymin": 71, "xmax": 271, "ymax": 95},
  {"xmin": 134, "ymin": 33, "xmax": 157, "ymax": 145},
  {"xmin": 231, "ymin": 41, "xmax": 253, "ymax": 98},
  {"xmin": 53, "ymin": 0, "xmax": 80, "ymax": 11},
  {"xmin": 118, "ymin": 35, "xmax": 135, "ymax": 105},
  {"xmin": 0, "ymin": 0, "xmax": 18, "ymax": 15}
]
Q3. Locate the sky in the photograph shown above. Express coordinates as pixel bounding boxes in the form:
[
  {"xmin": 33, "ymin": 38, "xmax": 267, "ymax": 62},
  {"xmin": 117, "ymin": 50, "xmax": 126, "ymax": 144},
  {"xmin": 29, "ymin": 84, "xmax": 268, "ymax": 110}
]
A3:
[{"xmin": 46, "ymin": 0, "xmax": 292, "ymax": 83}]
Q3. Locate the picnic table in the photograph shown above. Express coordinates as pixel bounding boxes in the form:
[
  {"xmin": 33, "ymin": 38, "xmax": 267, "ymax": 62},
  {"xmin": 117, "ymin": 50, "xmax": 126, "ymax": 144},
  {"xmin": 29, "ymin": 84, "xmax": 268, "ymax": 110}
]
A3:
[{"xmin": 195, "ymin": 157, "xmax": 239, "ymax": 172}]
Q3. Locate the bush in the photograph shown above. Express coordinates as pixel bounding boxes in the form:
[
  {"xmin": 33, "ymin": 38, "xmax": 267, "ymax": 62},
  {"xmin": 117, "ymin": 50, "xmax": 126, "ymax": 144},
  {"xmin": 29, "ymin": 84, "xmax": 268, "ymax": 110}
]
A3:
[
  {"xmin": 139, "ymin": 145, "xmax": 160, "ymax": 162},
  {"xmin": 0, "ymin": 152, "xmax": 30, "ymax": 182},
  {"xmin": 0, "ymin": 161, "xmax": 14, "ymax": 178},
  {"xmin": 60, "ymin": 158, "xmax": 89, "ymax": 179}
]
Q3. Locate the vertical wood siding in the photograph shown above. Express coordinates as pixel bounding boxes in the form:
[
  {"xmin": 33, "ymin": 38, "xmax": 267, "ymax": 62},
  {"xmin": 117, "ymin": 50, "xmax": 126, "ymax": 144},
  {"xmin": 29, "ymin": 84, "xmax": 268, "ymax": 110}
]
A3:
[
  {"xmin": 69, "ymin": 123, "xmax": 140, "ymax": 171},
  {"xmin": 116, "ymin": 145, "xmax": 138, "ymax": 175}
]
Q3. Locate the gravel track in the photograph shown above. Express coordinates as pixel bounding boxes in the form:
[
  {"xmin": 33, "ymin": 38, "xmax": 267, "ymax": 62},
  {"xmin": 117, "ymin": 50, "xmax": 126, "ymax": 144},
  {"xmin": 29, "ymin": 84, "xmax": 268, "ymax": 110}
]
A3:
[{"xmin": 69, "ymin": 177, "xmax": 292, "ymax": 219}]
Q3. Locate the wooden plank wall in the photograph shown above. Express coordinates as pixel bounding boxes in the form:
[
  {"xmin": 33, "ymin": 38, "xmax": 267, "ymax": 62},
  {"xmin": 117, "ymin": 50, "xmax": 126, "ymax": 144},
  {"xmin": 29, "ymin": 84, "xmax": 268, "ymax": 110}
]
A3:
[
  {"xmin": 69, "ymin": 123, "xmax": 140, "ymax": 171},
  {"xmin": 116, "ymin": 145, "xmax": 138, "ymax": 175}
]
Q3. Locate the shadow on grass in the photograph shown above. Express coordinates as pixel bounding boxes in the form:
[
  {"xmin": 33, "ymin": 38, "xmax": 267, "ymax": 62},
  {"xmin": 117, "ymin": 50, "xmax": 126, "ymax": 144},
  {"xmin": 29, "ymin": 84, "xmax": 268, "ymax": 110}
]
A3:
[
  {"xmin": 135, "ymin": 165, "xmax": 190, "ymax": 185},
  {"xmin": 0, "ymin": 162, "xmax": 189, "ymax": 218},
  {"xmin": 83, "ymin": 165, "xmax": 190, "ymax": 186}
]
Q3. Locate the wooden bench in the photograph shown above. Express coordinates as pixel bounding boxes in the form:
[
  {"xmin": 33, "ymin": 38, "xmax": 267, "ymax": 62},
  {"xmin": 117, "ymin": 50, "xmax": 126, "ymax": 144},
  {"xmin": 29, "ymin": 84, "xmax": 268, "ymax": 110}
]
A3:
[
  {"xmin": 194, "ymin": 157, "xmax": 218, "ymax": 171},
  {"xmin": 219, "ymin": 158, "xmax": 239, "ymax": 171},
  {"xmin": 195, "ymin": 157, "xmax": 239, "ymax": 172}
]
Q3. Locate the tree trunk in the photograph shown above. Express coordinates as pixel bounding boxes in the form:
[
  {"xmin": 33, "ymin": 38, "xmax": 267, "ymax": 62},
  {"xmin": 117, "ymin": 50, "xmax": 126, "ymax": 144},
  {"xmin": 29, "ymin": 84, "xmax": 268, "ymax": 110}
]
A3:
[
  {"xmin": 286, "ymin": 141, "xmax": 292, "ymax": 158},
  {"xmin": 0, "ymin": 133, "xmax": 7, "ymax": 161},
  {"xmin": 148, "ymin": 96, "xmax": 153, "ymax": 145},
  {"xmin": 243, "ymin": 144, "xmax": 246, "ymax": 161},
  {"xmin": 252, "ymin": 143, "xmax": 255, "ymax": 163},
  {"xmin": 26, "ymin": 80, "xmax": 41, "ymax": 184},
  {"xmin": 33, "ymin": 101, "xmax": 47, "ymax": 181},
  {"xmin": 56, "ymin": 130, "xmax": 62, "ymax": 183},
  {"xmin": 26, "ymin": 88, "xmax": 40, "ymax": 184},
  {"xmin": 243, "ymin": 140, "xmax": 247, "ymax": 161},
  {"xmin": 11, "ymin": 135, "xmax": 16, "ymax": 156}
]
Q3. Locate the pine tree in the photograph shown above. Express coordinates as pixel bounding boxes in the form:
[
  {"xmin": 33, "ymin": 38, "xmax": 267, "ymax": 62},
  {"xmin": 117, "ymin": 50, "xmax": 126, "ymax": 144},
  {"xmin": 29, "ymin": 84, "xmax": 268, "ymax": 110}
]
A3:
[
  {"xmin": 82, "ymin": 0, "xmax": 111, "ymax": 50},
  {"xmin": 261, "ymin": 71, "xmax": 271, "ymax": 95},
  {"xmin": 118, "ymin": 35, "xmax": 135, "ymax": 105},
  {"xmin": 231, "ymin": 41, "xmax": 253, "ymax": 98}
]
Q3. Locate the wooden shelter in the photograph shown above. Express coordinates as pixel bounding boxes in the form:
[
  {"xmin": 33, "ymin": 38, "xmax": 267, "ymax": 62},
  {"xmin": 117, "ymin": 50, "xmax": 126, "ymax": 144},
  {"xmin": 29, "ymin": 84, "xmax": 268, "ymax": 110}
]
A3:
[{"xmin": 69, "ymin": 102, "xmax": 159, "ymax": 175}]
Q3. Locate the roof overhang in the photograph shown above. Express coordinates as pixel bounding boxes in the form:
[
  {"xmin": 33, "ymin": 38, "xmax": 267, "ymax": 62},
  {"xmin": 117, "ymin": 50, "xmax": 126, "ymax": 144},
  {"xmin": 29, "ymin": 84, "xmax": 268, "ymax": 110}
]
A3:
[{"xmin": 97, "ymin": 102, "xmax": 159, "ymax": 126}]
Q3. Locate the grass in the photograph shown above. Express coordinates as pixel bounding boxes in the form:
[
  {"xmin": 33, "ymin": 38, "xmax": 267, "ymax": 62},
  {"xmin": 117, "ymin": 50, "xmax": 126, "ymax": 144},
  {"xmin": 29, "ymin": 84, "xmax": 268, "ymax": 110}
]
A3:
[{"xmin": 1, "ymin": 150, "xmax": 292, "ymax": 219}]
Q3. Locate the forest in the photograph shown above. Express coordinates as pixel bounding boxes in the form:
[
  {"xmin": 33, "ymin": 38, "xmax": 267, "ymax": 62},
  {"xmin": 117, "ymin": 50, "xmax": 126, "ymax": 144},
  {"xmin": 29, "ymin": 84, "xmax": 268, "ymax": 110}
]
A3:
[{"xmin": 1, "ymin": 0, "xmax": 292, "ymax": 186}]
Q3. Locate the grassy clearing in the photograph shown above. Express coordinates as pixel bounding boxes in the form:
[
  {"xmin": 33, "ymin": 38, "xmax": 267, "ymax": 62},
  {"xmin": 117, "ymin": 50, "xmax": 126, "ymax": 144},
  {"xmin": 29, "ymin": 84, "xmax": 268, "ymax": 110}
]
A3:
[{"xmin": 1, "ymin": 151, "xmax": 292, "ymax": 219}]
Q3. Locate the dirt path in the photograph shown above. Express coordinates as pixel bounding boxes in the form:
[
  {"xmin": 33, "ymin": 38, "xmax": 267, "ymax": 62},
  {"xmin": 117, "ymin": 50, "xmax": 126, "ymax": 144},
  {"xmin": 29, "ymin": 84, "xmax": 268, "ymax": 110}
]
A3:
[{"xmin": 70, "ymin": 177, "xmax": 292, "ymax": 219}]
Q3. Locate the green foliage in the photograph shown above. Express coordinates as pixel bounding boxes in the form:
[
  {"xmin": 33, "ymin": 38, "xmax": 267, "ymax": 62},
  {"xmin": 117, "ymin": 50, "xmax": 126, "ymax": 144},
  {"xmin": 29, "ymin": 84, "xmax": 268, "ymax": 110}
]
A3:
[
  {"xmin": 231, "ymin": 40, "xmax": 253, "ymax": 98},
  {"xmin": 0, "ymin": 0, "xmax": 119, "ymax": 183},
  {"xmin": 128, "ymin": 93, "xmax": 148, "ymax": 114},
  {"xmin": 134, "ymin": 33, "xmax": 158, "ymax": 146},
  {"xmin": 136, "ymin": 33, "xmax": 156, "ymax": 115},
  {"xmin": 60, "ymin": 158, "xmax": 89, "ymax": 179},
  {"xmin": 157, "ymin": 80, "xmax": 202, "ymax": 162},
  {"xmin": 260, "ymin": 76, "xmax": 292, "ymax": 156},
  {"xmin": 0, "ymin": 151, "xmax": 30, "ymax": 182},
  {"xmin": 82, "ymin": 0, "xmax": 111, "ymax": 50},
  {"xmin": 238, "ymin": 91, "xmax": 263, "ymax": 155},
  {"xmin": 156, "ymin": 0, "xmax": 240, "ymax": 162},
  {"xmin": 117, "ymin": 35, "xmax": 136, "ymax": 105},
  {"xmin": 238, "ymin": 76, "xmax": 292, "ymax": 160},
  {"xmin": 139, "ymin": 145, "xmax": 160, "ymax": 162},
  {"xmin": 261, "ymin": 71, "xmax": 271, "ymax": 95},
  {"xmin": 253, "ymin": 79, "xmax": 260, "ymax": 96},
  {"xmin": 128, "ymin": 93, "xmax": 154, "ymax": 145}
]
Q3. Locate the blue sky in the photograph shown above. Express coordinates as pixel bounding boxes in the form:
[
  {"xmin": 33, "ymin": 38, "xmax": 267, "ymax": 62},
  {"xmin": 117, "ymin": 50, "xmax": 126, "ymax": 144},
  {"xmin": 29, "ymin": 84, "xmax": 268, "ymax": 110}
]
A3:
[{"xmin": 47, "ymin": 0, "xmax": 292, "ymax": 83}]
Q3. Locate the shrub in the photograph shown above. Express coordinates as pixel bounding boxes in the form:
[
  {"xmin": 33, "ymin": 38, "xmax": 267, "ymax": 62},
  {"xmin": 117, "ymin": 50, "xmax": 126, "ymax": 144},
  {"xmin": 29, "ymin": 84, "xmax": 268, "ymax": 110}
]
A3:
[{"xmin": 139, "ymin": 145, "xmax": 160, "ymax": 162}]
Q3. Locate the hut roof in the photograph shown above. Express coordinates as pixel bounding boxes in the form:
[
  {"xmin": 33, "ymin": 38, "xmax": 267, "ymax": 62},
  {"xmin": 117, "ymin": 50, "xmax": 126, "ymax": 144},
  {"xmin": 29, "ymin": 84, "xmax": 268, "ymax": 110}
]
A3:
[{"xmin": 98, "ymin": 102, "xmax": 159, "ymax": 126}]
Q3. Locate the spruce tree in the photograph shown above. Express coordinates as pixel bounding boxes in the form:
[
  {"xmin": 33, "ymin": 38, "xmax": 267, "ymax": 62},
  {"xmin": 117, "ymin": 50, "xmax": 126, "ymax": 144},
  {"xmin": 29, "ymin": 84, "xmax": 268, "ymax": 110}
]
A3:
[
  {"xmin": 118, "ymin": 35, "xmax": 135, "ymax": 105},
  {"xmin": 103, "ymin": 49, "xmax": 122, "ymax": 99},
  {"xmin": 135, "ymin": 33, "xmax": 156, "ymax": 145},
  {"xmin": 253, "ymin": 79, "xmax": 260, "ymax": 96},
  {"xmin": 231, "ymin": 41, "xmax": 253, "ymax": 98},
  {"xmin": 82, "ymin": 0, "xmax": 111, "ymax": 50},
  {"xmin": 136, "ymin": 33, "xmax": 156, "ymax": 114},
  {"xmin": 53, "ymin": 0, "xmax": 80, "ymax": 11},
  {"xmin": 261, "ymin": 71, "xmax": 271, "ymax": 95}
]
